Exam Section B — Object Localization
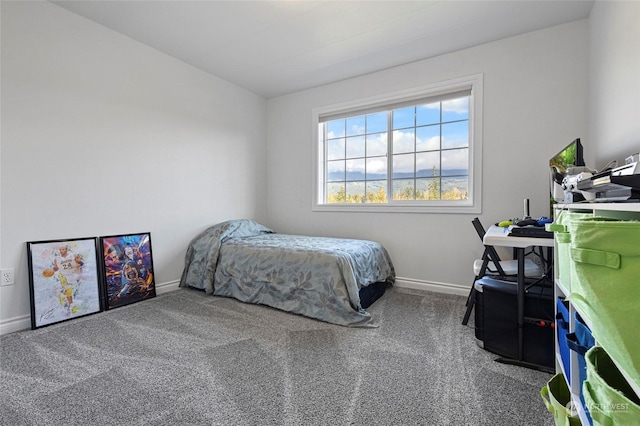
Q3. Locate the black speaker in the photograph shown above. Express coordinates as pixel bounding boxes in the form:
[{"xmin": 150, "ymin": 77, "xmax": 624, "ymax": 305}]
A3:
[{"xmin": 474, "ymin": 276, "xmax": 555, "ymax": 368}]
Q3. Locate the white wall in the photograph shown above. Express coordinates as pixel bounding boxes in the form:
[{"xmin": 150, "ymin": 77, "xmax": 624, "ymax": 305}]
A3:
[
  {"xmin": 0, "ymin": 2, "xmax": 267, "ymax": 332},
  {"xmin": 6, "ymin": 1, "xmax": 634, "ymax": 334},
  {"xmin": 589, "ymin": 1, "xmax": 640, "ymax": 168},
  {"xmin": 266, "ymin": 21, "xmax": 589, "ymax": 294}
]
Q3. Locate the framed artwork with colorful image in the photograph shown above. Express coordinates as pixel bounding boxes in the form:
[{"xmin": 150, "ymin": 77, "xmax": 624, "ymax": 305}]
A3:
[
  {"xmin": 27, "ymin": 237, "xmax": 103, "ymax": 329},
  {"xmin": 100, "ymin": 232, "xmax": 156, "ymax": 310}
]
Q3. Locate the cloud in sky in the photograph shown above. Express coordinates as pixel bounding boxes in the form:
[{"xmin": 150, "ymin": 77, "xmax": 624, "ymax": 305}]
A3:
[
  {"xmin": 442, "ymin": 98, "xmax": 469, "ymax": 115},
  {"xmin": 442, "ymin": 148, "xmax": 468, "ymax": 170},
  {"xmin": 367, "ymin": 157, "xmax": 387, "ymax": 174}
]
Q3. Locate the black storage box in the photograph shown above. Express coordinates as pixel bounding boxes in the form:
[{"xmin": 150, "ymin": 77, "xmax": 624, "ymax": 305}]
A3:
[{"xmin": 474, "ymin": 276, "xmax": 555, "ymax": 368}]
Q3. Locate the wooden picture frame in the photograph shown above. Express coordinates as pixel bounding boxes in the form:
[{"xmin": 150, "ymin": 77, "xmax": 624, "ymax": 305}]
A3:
[
  {"xmin": 27, "ymin": 237, "xmax": 103, "ymax": 329},
  {"xmin": 100, "ymin": 232, "xmax": 156, "ymax": 309}
]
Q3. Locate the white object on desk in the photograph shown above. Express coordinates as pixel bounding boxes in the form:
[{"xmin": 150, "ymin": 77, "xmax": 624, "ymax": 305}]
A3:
[{"xmin": 472, "ymin": 258, "xmax": 541, "ymax": 278}]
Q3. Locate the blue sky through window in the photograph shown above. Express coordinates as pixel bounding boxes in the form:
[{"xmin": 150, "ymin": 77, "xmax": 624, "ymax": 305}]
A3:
[{"xmin": 323, "ymin": 95, "xmax": 470, "ymax": 202}]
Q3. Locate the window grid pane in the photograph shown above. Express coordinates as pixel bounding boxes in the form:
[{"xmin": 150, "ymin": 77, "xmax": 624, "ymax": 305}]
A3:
[{"xmin": 323, "ymin": 95, "xmax": 470, "ymax": 204}]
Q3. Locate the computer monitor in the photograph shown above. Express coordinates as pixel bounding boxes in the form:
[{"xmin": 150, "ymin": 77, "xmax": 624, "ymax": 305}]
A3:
[
  {"xmin": 550, "ymin": 138, "xmax": 585, "ymax": 172},
  {"xmin": 549, "ymin": 138, "xmax": 585, "ymax": 211}
]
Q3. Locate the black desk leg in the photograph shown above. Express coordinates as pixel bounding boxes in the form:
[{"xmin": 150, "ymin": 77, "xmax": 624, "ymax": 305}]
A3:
[{"xmin": 515, "ymin": 247, "xmax": 525, "ymax": 360}]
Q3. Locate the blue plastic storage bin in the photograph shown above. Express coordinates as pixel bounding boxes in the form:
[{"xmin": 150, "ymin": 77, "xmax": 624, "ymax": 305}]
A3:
[
  {"xmin": 565, "ymin": 312, "xmax": 595, "ymax": 424},
  {"xmin": 574, "ymin": 311, "xmax": 595, "ymax": 348},
  {"xmin": 556, "ymin": 298, "xmax": 571, "ymax": 382}
]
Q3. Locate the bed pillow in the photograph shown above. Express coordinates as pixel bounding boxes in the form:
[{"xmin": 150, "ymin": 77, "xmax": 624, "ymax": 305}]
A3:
[{"xmin": 226, "ymin": 219, "xmax": 274, "ymax": 238}]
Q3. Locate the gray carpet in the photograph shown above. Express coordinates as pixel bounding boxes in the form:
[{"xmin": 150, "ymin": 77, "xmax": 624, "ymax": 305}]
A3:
[{"xmin": 0, "ymin": 287, "xmax": 553, "ymax": 425}]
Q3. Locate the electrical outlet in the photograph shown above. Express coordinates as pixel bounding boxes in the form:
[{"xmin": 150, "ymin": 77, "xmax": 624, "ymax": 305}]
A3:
[{"xmin": 1, "ymin": 268, "xmax": 15, "ymax": 286}]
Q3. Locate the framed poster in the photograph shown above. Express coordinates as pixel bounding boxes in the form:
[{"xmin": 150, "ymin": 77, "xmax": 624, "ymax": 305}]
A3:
[
  {"xmin": 100, "ymin": 232, "xmax": 156, "ymax": 309},
  {"xmin": 27, "ymin": 237, "xmax": 102, "ymax": 329}
]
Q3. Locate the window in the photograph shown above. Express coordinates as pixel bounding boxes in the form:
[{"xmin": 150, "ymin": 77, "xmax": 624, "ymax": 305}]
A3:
[{"xmin": 313, "ymin": 74, "xmax": 483, "ymax": 213}]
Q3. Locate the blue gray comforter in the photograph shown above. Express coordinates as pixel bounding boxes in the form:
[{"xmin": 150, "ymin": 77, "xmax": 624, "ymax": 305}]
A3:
[{"xmin": 179, "ymin": 219, "xmax": 395, "ymax": 326}]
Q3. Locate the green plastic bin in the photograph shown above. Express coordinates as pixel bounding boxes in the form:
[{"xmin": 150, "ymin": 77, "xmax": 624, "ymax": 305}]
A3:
[
  {"xmin": 541, "ymin": 373, "xmax": 582, "ymax": 426},
  {"xmin": 583, "ymin": 346, "xmax": 640, "ymax": 426},
  {"xmin": 567, "ymin": 217, "xmax": 640, "ymax": 385},
  {"xmin": 548, "ymin": 209, "xmax": 592, "ymax": 291}
]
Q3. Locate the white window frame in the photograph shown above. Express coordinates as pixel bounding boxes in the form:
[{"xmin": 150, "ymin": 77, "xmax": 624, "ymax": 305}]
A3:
[{"xmin": 312, "ymin": 73, "xmax": 483, "ymax": 214}]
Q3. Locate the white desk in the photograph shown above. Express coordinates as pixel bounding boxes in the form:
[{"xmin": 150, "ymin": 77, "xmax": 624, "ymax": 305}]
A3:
[
  {"xmin": 483, "ymin": 225, "xmax": 554, "ymax": 371},
  {"xmin": 483, "ymin": 225, "xmax": 554, "ymax": 250}
]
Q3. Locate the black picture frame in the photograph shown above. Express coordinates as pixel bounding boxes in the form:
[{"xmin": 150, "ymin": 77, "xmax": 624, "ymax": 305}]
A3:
[
  {"xmin": 99, "ymin": 232, "xmax": 156, "ymax": 309},
  {"xmin": 27, "ymin": 237, "xmax": 103, "ymax": 329}
]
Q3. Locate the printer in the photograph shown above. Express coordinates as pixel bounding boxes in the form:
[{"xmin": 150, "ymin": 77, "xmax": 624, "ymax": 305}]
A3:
[{"xmin": 577, "ymin": 162, "xmax": 640, "ymax": 202}]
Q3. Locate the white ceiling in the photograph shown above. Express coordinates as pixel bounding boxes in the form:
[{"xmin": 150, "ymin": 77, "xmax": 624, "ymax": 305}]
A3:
[{"xmin": 51, "ymin": 0, "xmax": 595, "ymax": 99}]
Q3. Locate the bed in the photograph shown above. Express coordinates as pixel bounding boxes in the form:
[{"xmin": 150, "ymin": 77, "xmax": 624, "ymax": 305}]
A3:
[{"xmin": 179, "ymin": 219, "xmax": 395, "ymax": 326}]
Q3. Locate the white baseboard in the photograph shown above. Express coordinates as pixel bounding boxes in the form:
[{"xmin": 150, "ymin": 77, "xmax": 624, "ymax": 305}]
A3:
[
  {"xmin": 151, "ymin": 278, "xmax": 473, "ymax": 299},
  {"xmin": 0, "ymin": 280, "xmax": 181, "ymax": 336},
  {"xmin": 0, "ymin": 315, "xmax": 31, "ymax": 336},
  {"xmin": 1, "ymin": 279, "xmax": 465, "ymax": 335},
  {"xmin": 156, "ymin": 280, "xmax": 180, "ymax": 294},
  {"xmin": 394, "ymin": 277, "xmax": 470, "ymax": 297}
]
